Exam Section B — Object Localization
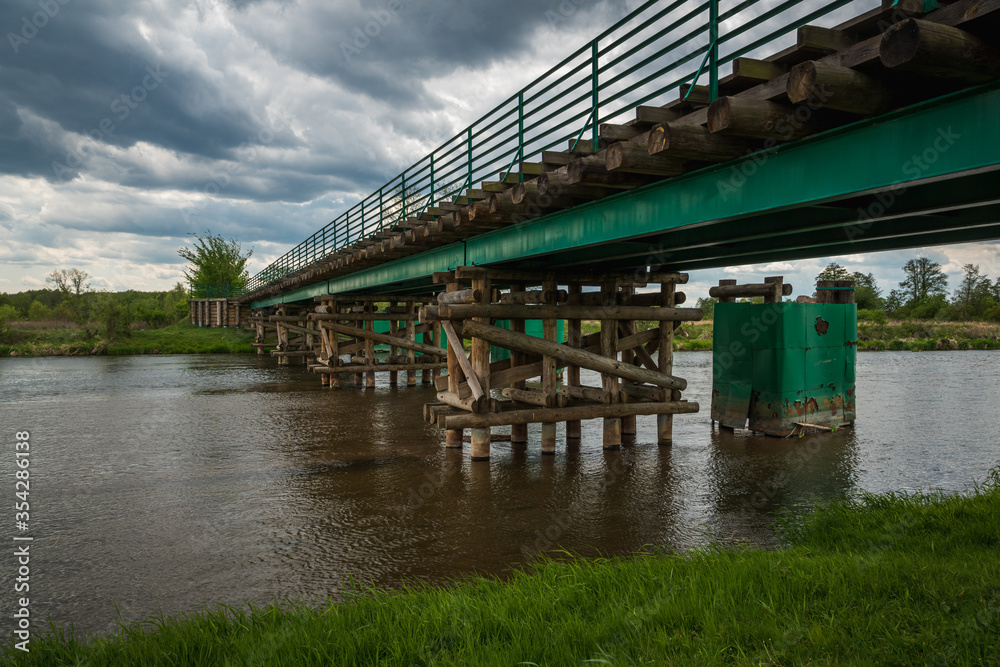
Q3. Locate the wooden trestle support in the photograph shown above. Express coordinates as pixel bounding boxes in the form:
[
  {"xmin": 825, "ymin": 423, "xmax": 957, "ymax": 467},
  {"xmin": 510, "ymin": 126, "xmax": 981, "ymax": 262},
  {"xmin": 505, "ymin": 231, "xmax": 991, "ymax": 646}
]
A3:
[
  {"xmin": 248, "ymin": 297, "xmax": 447, "ymax": 387},
  {"xmin": 419, "ymin": 267, "xmax": 702, "ymax": 460}
]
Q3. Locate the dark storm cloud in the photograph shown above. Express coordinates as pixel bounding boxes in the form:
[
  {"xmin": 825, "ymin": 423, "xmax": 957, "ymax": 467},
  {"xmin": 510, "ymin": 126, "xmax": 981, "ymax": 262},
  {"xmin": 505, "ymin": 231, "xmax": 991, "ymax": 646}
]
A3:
[
  {"xmin": 0, "ymin": 0, "xmax": 295, "ymax": 180},
  {"xmin": 233, "ymin": 0, "xmax": 631, "ymax": 109}
]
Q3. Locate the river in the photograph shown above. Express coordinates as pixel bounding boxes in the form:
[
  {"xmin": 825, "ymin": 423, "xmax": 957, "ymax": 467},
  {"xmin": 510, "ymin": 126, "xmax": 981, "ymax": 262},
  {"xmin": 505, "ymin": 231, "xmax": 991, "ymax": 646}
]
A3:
[{"xmin": 1, "ymin": 351, "xmax": 997, "ymax": 639}]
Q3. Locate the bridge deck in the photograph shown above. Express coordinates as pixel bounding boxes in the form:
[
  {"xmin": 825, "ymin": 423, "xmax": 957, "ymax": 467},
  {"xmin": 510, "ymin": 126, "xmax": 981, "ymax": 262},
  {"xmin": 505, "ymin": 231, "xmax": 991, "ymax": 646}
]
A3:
[{"xmin": 245, "ymin": 0, "xmax": 1000, "ymax": 309}]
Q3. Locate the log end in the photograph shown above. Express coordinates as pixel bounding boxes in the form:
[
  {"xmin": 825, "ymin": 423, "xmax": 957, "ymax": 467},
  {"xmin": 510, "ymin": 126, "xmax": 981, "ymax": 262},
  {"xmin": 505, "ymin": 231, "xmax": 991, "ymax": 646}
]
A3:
[
  {"xmin": 879, "ymin": 18, "xmax": 919, "ymax": 70},
  {"xmin": 647, "ymin": 124, "xmax": 669, "ymax": 155},
  {"xmin": 511, "ymin": 183, "xmax": 526, "ymax": 205},
  {"xmin": 706, "ymin": 97, "xmax": 731, "ymax": 134},
  {"xmin": 786, "ymin": 61, "xmax": 818, "ymax": 106},
  {"xmin": 605, "ymin": 143, "xmax": 625, "ymax": 171}
]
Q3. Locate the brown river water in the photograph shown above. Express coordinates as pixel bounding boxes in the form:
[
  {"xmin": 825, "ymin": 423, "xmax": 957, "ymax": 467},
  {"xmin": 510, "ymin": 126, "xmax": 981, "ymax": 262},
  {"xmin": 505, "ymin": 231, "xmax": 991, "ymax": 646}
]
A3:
[{"xmin": 1, "ymin": 351, "xmax": 998, "ymax": 638}]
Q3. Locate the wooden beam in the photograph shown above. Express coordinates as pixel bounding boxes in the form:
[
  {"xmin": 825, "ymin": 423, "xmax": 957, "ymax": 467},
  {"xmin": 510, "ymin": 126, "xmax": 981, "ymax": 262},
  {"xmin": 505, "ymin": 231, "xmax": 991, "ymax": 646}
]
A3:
[
  {"xmin": 443, "ymin": 400, "xmax": 699, "ymax": 429},
  {"xmin": 605, "ymin": 141, "xmax": 688, "ymax": 175},
  {"xmin": 787, "ymin": 61, "xmax": 893, "ymax": 115},
  {"xmin": 440, "ymin": 320, "xmax": 484, "ymax": 401},
  {"xmin": 318, "ymin": 321, "xmax": 445, "ymax": 357},
  {"xmin": 647, "ymin": 123, "xmax": 757, "ymax": 162},
  {"xmin": 459, "ymin": 320, "xmax": 688, "ymax": 390},
  {"xmin": 435, "ymin": 304, "xmax": 703, "ymax": 321},
  {"xmin": 880, "ymin": 18, "xmax": 1000, "ymax": 82}
]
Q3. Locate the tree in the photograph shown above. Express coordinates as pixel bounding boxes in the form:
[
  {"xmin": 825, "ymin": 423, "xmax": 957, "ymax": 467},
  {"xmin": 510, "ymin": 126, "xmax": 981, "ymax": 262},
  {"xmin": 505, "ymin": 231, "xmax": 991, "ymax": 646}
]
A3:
[
  {"xmin": 851, "ymin": 271, "xmax": 883, "ymax": 310},
  {"xmin": 696, "ymin": 296, "xmax": 718, "ymax": 320},
  {"xmin": 952, "ymin": 264, "xmax": 988, "ymax": 320},
  {"xmin": 178, "ymin": 231, "xmax": 252, "ymax": 290},
  {"xmin": 46, "ymin": 268, "xmax": 92, "ymax": 297},
  {"xmin": 46, "ymin": 268, "xmax": 93, "ymax": 324},
  {"xmin": 989, "ymin": 277, "xmax": 1000, "ymax": 303},
  {"xmin": 899, "ymin": 257, "xmax": 948, "ymax": 305},
  {"xmin": 815, "ymin": 263, "xmax": 851, "ymax": 282},
  {"xmin": 884, "ymin": 289, "xmax": 905, "ymax": 316}
]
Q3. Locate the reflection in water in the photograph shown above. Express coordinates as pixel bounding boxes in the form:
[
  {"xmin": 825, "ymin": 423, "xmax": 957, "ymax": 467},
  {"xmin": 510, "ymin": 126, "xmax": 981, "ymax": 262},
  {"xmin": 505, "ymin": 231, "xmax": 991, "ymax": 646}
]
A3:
[{"xmin": 0, "ymin": 351, "xmax": 997, "ymax": 638}]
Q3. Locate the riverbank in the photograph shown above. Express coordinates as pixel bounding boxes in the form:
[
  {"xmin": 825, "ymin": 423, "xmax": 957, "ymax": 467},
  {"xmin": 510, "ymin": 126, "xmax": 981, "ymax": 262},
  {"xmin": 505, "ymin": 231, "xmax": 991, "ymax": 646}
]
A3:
[
  {"xmin": 668, "ymin": 320, "xmax": 1000, "ymax": 351},
  {"xmin": 4, "ymin": 319, "xmax": 998, "ymax": 358},
  {"xmin": 7, "ymin": 467, "xmax": 998, "ymax": 665},
  {"xmin": 0, "ymin": 320, "xmax": 255, "ymax": 357}
]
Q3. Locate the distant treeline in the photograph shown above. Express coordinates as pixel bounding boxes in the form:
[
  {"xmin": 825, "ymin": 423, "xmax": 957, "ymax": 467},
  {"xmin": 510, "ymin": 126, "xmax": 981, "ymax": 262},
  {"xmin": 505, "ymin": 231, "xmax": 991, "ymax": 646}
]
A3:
[{"xmin": 0, "ymin": 269, "xmax": 191, "ymax": 343}]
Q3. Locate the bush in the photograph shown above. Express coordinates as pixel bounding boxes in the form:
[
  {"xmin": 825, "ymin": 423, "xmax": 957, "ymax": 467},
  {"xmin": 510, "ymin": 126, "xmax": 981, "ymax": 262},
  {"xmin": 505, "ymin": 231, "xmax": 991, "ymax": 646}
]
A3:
[
  {"xmin": 857, "ymin": 308, "xmax": 887, "ymax": 324},
  {"xmin": 27, "ymin": 300, "xmax": 51, "ymax": 321},
  {"xmin": 0, "ymin": 304, "xmax": 19, "ymax": 340}
]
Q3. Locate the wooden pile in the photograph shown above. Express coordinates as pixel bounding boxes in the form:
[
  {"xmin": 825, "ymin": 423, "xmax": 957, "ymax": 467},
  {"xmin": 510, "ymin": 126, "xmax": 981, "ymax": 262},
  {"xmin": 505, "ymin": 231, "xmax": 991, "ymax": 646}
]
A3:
[
  {"xmin": 419, "ymin": 267, "xmax": 701, "ymax": 460},
  {"xmin": 241, "ymin": 0, "xmax": 1000, "ymax": 303}
]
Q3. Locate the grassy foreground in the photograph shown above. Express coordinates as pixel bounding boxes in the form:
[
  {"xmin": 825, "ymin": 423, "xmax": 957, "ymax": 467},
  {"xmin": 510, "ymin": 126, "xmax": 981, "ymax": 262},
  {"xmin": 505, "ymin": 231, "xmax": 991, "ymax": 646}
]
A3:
[
  {"xmin": 6, "ymin": 469, "xmax": 999, "ymax": 665},
  {"xmin": 0, "ymin": 320, "xmax": 255, "ymax": 357}
]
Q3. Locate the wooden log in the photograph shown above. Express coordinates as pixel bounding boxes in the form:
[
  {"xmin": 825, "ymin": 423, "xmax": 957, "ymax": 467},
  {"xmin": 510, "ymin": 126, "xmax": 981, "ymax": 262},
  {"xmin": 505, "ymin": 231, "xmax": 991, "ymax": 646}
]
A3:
[
  {"xmin": 318, "ymin": 321, "xmax": 445, "ymax": 357},
  {"xmin": 470, "ymin": 274, "xmax": 492, "ymax": 459},
  {"xmin": 436, "ymin": 390, "xmax": 480, "ymax": 412},
  {"xmin": 501, "ymin": 387, "xmax": 554, "ymax": 408},
  {"xmin": 440, "ymin": 320, "xmax": 484, "ymax": 401},
  {"xmin": 499, "ymin": 289, "xmax": 567, "ymax": 305},
  {"xmin": 787, "ymin": 61, "xmax": 893, "ymax": 115},
  {"xmin": 879, "ymin": 19, "xmax": 1000, "ymax": 82},
  {"xmin": 537, "ymin": 171, "xmax": 626, "ymax": 198},
  {"xmin": 647, "ymin": 123, "xmax": 757, "ymax": 162},
  {"xmin": 311, "ymin": 313, "xmax": 420, "ymax": 321},
  {"xmin": 437, "ymin": 289, "xmax": 481, "ymax": 305},
  {"xmin": 460, "ymin": 319, "xmax": 687, "ymax": 390},
  {"xmin": 311, "ymin": 363, "xmax": 446, "ymax": 373},
  {"xmin": 540, "ymin": 277, "xmax": 559, "ymax": 446},
  {"xmin": 435, "ymin": 304, "xmax": 703, "ymax": 322},
  {"xmin": 716, "ymin": 279, "xmax": 737, "ymax": 304},
  {"xmin": 568, "ymin": 153, "xmax": 665, "ymax": 187},
  {"xmin": 565, "ymin": 283, "xmax": 583, "ymax": 440},
  {"xmin": 444, "ymin": 401, "xmax": 699, "ymax": 429},
  {"xmin": 604, "ymin": 141, "xmax": 688, "ymax": 175},
  {"xmin": 709, "ymin": 283, "xmax": 794, "ymax": 299},
  {"xmin": 559, "ymin": 384, "xmax": 613, "ymax": 404},
  {"xmin": 707, "ymin": 97, "xmax": 832, "ymax": 140},
  {"xmin": 658, "ymin": 283, "xmax": 676, "ymax": 446}
]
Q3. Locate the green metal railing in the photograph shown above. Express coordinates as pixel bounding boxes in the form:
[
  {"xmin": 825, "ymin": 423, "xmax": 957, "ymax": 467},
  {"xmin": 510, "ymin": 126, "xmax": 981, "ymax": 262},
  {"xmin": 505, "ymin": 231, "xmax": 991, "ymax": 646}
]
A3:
[
  {"xmin": 247, "ymin": 0, "xmax": 868, "ymax": 294},
  {"xmin": 189, "ymin": 284, "xmax": 246, "ymax": 299}
]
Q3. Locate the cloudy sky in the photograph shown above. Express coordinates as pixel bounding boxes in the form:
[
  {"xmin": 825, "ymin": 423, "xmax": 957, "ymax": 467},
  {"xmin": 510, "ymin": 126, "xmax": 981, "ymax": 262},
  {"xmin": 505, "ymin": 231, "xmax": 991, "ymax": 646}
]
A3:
[{"xmin": 1, "ymin": 0, "xmax": 996, "ymax": 302}]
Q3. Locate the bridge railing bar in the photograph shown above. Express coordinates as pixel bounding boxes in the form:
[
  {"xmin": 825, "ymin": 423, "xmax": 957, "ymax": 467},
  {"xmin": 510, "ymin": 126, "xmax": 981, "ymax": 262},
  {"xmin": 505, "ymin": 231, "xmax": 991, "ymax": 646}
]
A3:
[{"xmin": 245, "ymin": 0, "xmax": 871, "ymax": 294}]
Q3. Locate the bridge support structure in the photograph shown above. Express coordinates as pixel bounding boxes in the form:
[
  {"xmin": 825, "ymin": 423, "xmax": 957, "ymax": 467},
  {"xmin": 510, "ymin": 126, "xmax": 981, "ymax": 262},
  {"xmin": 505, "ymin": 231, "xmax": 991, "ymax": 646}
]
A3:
[
  {"xmin": 710, "ymin": 276, "xmax": 857, "ymax": 436},
  {"xmin": 305, "ymin": 295, "xmax": 446, "ymax": 388},
  {"xmin": 420, "ymin": 266, "xmax": 702, "ymax": 460}
]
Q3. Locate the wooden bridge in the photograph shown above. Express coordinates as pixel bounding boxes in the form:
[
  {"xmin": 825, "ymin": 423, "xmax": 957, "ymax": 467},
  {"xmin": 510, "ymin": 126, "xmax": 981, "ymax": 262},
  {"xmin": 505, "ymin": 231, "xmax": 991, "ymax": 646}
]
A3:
[{"xmin": 229, "ymin": 0, "xmax": 1000, "ymax": 459}]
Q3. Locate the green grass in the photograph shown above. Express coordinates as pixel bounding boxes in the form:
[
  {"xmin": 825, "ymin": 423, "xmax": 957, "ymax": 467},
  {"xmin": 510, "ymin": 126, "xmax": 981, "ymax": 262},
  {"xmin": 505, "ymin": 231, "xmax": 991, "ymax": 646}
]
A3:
[
  {"xmin": 0, "ymin": 320, "xmax": 255, "ymax": 357},
  {"xmin": 7, "ymin": 468, "xmax": 999, "ymax": 666}
]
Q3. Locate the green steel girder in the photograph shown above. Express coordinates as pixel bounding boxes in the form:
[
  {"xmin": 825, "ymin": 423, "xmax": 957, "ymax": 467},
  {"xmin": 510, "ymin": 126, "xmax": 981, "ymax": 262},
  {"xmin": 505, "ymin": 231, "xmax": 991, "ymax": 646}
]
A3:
[
  {"xmin": 539, "ymin": 172, "xmax": 1000, "ymax": 269},
  {"xmin": 252, "ymin": 82, "xmax": 1000, "ymax": 308}
]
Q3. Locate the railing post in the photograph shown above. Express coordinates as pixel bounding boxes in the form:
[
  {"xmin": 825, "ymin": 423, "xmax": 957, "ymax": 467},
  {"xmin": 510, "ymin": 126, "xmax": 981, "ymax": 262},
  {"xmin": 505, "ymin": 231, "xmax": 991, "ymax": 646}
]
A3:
[
  {"xmin": 517, "ymin": 92, "xmax": 525, "ymax": 182},
  {"xmin": 430, "ymin": 154, "xmax": 435, "ymax": 207},
  {"xmin": 467, "ymin": 127, "xmax": 473, "ymax": 193},
  {"xmin": 709, "ymin": 0, "xmax": 719, "ymax": 102},
  {"xmin": 401, "ymin": 172, "xmax": 407, "ymax": 223},
  {"xmin": 379, "ymin": 187, "xmax": 384, "ymax": 232},
  {"xmin": 591, "ymin": 39, "xmax": 599, "ymax": 152}
]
